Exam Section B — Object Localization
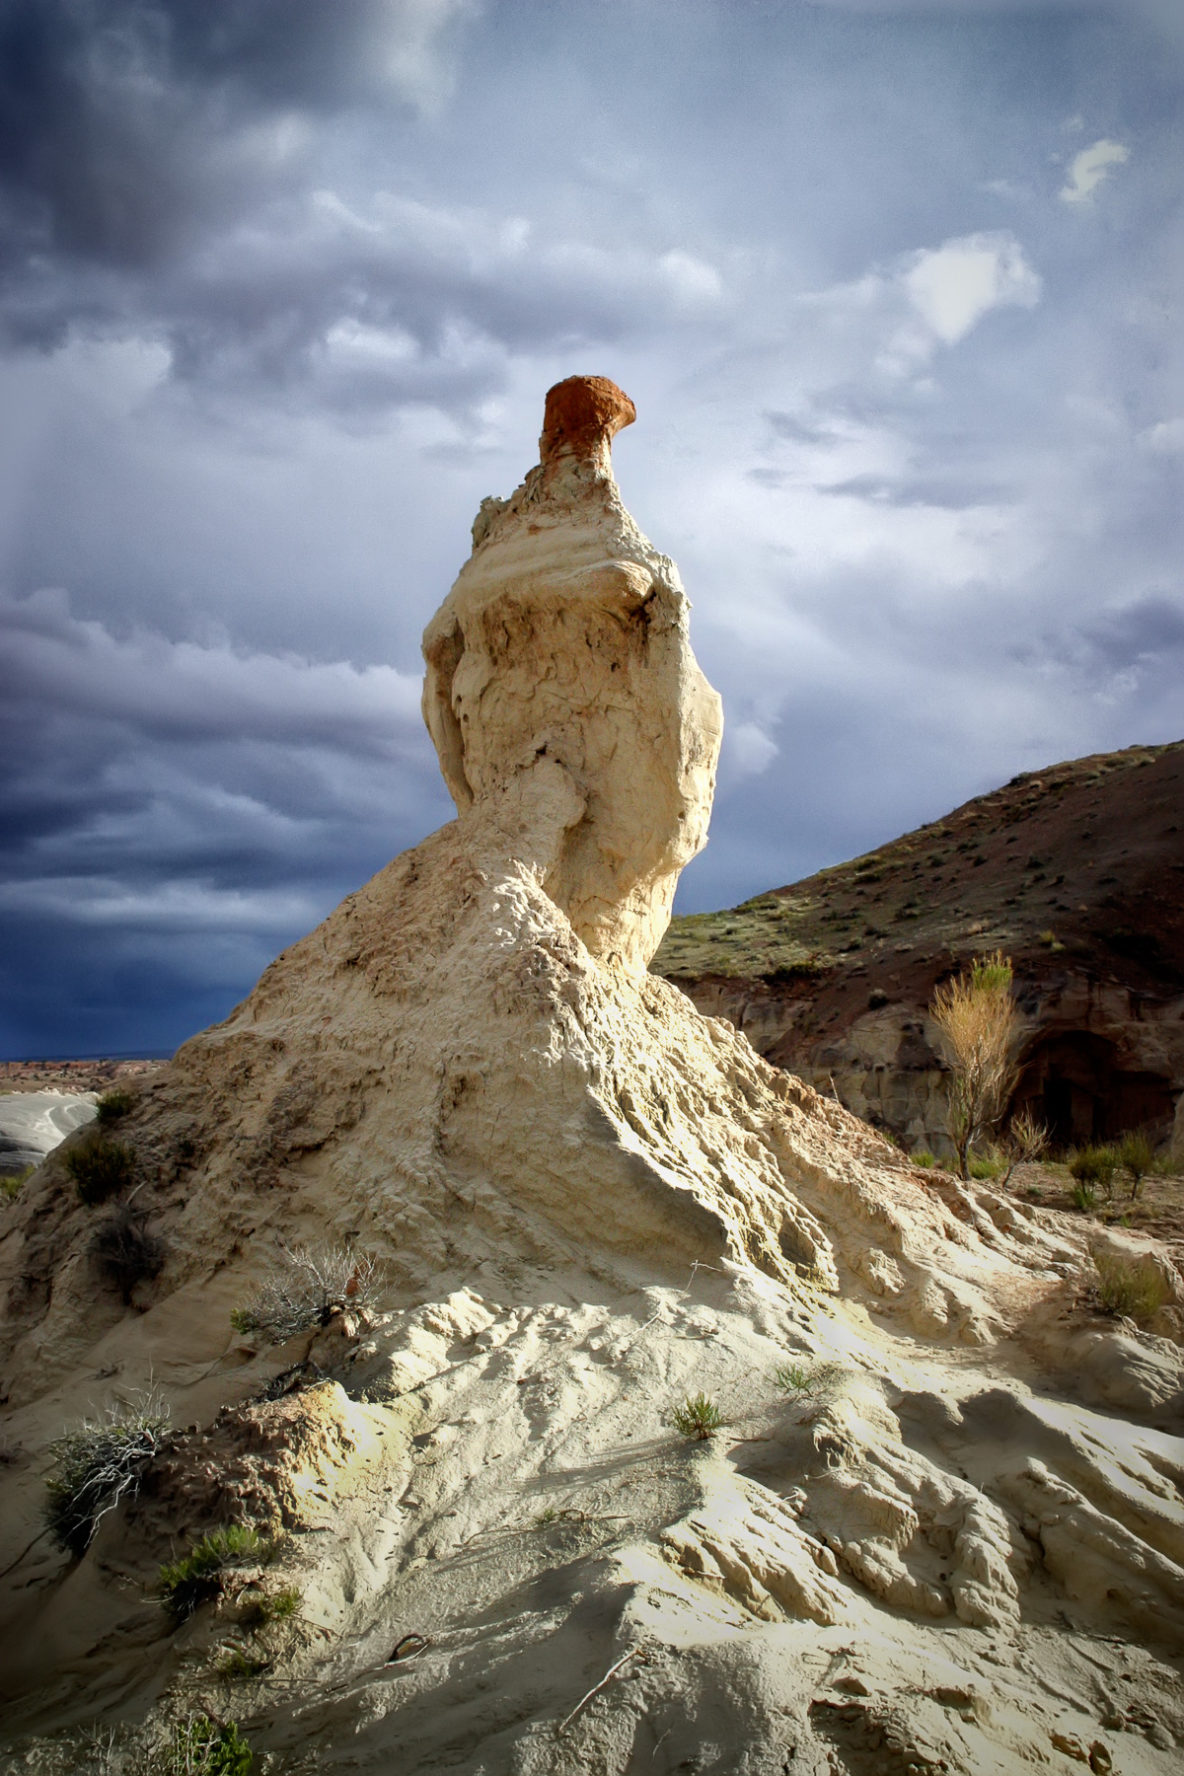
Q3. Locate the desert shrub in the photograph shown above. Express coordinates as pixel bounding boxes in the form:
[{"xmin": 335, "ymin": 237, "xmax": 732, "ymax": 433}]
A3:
[
  {"xmin": 930, "ymin": 952, "xmax": 1023, "ymax": 1180},
  {"xmin": 1070, "ymin": 1180, "xmax": 1098, "ymax": 1212},
  {"xmin": 1116, "ymin": 1131, "xmax": 1157, "ymax": 1199},
  {"xmin": 159, "ymin": 1526, "xmax": 275, "ymax": 1624},
  {"xmin": 152, "ymin": 1718, "xmax": 254, "ymax": 1775},
  {"xmin": 90, "ymin": 1204, "xmax": 166, "ymax": 1303},
  {"xmin": 773, "ymin": 1360, "xmax": 845, "ymax": 1401},
  {"xmin": 998, "ymin": 1107, "xmax": 1049, "ymax": 1186},
  {"xmin": 230, "ymin": 1244, "xmax": 383, "ymax": 1342},
  {"xmin": 1069, "ymin": 1145, "xmax": 1119, "ymax": 1198},
  {"xmin": 45, "ymin": 1392, "xmax": 170, "ymax": 1555},
  {"xmin": 1091, "ymin": 1251, "xmax": 1170, "ymax": 1324},
  {"xmin": 65, "ymin": 1136, "xmax": 135, "ymax": 1205},
  {"xmin": 95, "ymin": 1088, "xmax": 134, "ymax": 1125},
  {"xmin": 669, "ymin": 1393, "xmax": 723, "ymax": 1441},
  {"xmin": 911, "ymin": 1149, "xmax": 938, "ymax": 1169}
]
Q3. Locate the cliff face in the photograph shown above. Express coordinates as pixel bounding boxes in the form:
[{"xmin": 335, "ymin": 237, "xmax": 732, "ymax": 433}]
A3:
[
  {"xmin": 2, "ymin": 388, "xmax": 1183, "ymax": 1776},
  {"xmin": 656, "ymin": 742, "xmax": 1184, "ymax": 1157}
]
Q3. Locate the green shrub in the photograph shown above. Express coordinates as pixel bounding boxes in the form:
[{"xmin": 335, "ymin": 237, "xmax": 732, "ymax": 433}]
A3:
[
  {"xmin": 45, "ymin": 1394, "xmax": 170, "ymax": 1556},
  {"xmin": 1070, "ymin": 1180, "xmax": 1098, "ymax": 1212},
  {"xmin": 1092, "ymin": 1250, "xmax": 1170, "ymax": 1325},
  {"xmin": 669, "ymin": 1393, "xmax": 724, "ymax": 1441},
  {"xmin": 911, "ymin": 1150, "xmax": 938, "ymax": 1169},
  {"xmin": 1069, "ymin": 1145, "xmax": 1119, "ymax": 1197},
  {"xmin": 159, "ymin": 1526, "xmax": 274, "ymax": 1625},
  {"xmin": 95, "ymin": 1088, "xmax": 134, "ymax": 1125},
  {"xmin": 65, "ymin": 1136, "xmax": 135, "ymax": 1205},
  {"xmin": 1116, "ymin": 1132, "xmax": 1157, "ymax": 1199},
  {"xmin": 231, "ymin": 1243, "xmax": 383, "ymax": 1342}
]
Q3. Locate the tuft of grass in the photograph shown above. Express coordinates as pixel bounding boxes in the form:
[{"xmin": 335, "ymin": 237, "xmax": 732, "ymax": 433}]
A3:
[
  {"xmin": 237, "ymin": 1584, "xmax": 301, "ymax": 1631},
  {"xmin": 165, "ymin": 1717, "xmax": 255, "ymax": 1775},
  {"xmin": 968, "ymin": 1152, "xmax": 1004, "ymax": 1180},
  {"xmin": 911, "ymin": 1149, "xmax": 938, "ymax": 1169},
  {"xmin": 158, "ymin": 1526, "xmax": 275, "ymax": 1625},
  {"xmin": 0, "ymin": 1714, "xmax": 255, "ymax": 1774},
  {"xmin": 1, "ymin": 1164, "xmax": 34, "ymax": 1200},
  {"xmin": 45, "ymin": 1392, "xmax": 170, "ymax": 1556},
  {"xmin": 95, "ymin": 1088, "xmax": 134, "ymax": 1125},
  {"xmin": 231, "ymin": 1243, "xmax": 383, "ymax": 1343},
  {"xmin": 217, "ymin": 1647, "xmax": 272, "ymax": 1683},
  {"xmin": 773, "ymin": 1359, "xmax": 846, "ymax": 1402},
  {"xmin": 65, "ymin": 1135, "xmax": 135, "ymax": 1205},
  {"xmin": 1070, "ymin": 1180, "xmax": 1098, "ymax": 1212},
  {"xmin": 1091, "ymin": 1251, "xmax": 1170, "ymax": 1325},
  {"xmin": 669, "ymin": 1393, "xmax": 724, "ymax": 1441}
]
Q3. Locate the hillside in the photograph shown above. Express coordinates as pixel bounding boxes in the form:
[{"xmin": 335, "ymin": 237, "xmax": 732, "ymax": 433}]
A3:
[{"xmin": 655, "ymin": 741, "xmax": 1184, "ymax": 1154}]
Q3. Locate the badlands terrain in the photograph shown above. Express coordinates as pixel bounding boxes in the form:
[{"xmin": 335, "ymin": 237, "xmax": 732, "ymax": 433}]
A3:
[
  {"xmin": 656, "ymin": 741, "xmax": 1184, "ymax": 1164},
  {"xmin": 0, "ymin": 380, "xmax": 1181, "ymax": 1775}
]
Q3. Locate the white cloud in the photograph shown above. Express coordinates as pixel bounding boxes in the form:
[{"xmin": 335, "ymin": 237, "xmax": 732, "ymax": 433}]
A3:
[
  {"xmin": 1138, "ymin": 418, "xmax": 1184, "ymax": 453},
  {"xmin": 1060, "ymin": 139, "xmax": 1130, "ymax": 204},
  {"xmin": 726, "ymin": 721, "xmax": 779, "ymax": 779},
  {"xmin": 798, "ymin": 231, "xmax": 1041, "ymax": 383},
  {"xmin": 903, "ymin": 234, "xmax": 1042, "ymax": 344}
]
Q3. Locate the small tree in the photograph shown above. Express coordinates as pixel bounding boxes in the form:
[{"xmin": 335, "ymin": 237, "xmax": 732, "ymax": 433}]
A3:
[{"xmin": 930, "ymin": 952, "xmax": 1023, "ymax": 1181}]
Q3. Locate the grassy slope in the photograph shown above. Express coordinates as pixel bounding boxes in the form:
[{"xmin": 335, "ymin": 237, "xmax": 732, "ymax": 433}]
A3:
[{"xmin": 654, "ymin": 740, "xmax": 1184, "ymax": 995}]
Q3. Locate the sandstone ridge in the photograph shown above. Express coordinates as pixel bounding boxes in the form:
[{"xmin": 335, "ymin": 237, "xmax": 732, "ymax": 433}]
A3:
[{"xmin": 1, "ymin": 383, "xmax": 1183, "ymax": 1775}]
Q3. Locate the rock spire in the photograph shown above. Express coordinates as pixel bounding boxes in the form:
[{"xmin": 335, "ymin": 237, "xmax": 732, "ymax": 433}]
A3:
[{"xmin": 422, "ymin": 376, "xmax": 723, "ymax": 973}]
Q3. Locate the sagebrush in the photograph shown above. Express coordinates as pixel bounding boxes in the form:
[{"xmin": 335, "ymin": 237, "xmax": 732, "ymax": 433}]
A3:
[
  {"xmin": 230, "ymin": 1244, "xmax": 383, "ymax": 1342},
  {"xmin": 45, "ymin": 1392, "xmax": 170, "ymax": 1556}
]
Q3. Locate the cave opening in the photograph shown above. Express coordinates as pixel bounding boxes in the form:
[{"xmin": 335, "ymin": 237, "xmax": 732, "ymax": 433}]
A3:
[{"xmin": 1011, "ymin": 1030, "xmax": 1176, "ymax": 1148}]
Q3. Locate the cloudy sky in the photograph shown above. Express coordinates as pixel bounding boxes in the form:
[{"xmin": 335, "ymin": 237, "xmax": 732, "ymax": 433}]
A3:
[{"xmin": 1, "ymin": 0, "xmax": 1181, "ymax": 1057}]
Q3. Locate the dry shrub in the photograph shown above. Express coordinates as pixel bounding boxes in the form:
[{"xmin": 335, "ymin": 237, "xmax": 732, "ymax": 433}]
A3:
[
  {"xmin": 90, "ymin": 1203, "xmax": 166, "ymax": 1303},
  {"xmin": 45, "ymin": 1391, "xmax": 170, "ymax": 1555},
  {"xmin": 230, "ymin": 1244, "xmax": 383, "ymax": 1343},
  {"xmin": 930, "ymin": 952, "xmax": 1023, "ymax": 1180}
]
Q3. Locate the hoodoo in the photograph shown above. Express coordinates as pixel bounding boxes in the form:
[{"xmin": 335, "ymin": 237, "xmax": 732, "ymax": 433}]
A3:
[
  {"xmin": 422, "ymin": 373, "xmax": 723, "ymax": 974},
  {"xmin": 1, "ymin": 384, "xmax": 1183, "ymax": 1774}
]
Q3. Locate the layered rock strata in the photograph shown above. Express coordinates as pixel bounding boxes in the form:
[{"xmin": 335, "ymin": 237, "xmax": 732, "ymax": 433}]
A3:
[{"xmin": 1, "ymin": 383, "xmax": 1182, "ymax": 1776}]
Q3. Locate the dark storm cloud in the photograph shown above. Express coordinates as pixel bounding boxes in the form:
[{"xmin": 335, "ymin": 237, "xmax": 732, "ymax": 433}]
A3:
[
  {"xmin": 0, "ymin": 585, "xmax": 452, "ymax": 1049},
  {"xmin": 0, "ymin": 0, "xmax": 470, "ymax": 268},
  {"xmin": 0, "ymin": 0, "xmax": 724, "ymax": 413},
  {"xmin": 0, "ymin": 0, "xmax": 1180, "ymax": 1055}
]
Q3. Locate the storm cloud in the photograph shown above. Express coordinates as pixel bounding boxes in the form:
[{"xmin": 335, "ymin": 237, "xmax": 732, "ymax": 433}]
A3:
[{"xmin": 1, "ymin": 0, "xmax": 1181, "ymax": 1054}]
